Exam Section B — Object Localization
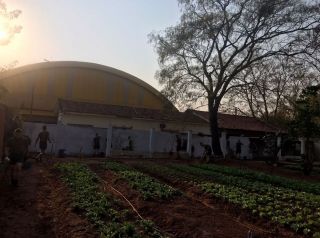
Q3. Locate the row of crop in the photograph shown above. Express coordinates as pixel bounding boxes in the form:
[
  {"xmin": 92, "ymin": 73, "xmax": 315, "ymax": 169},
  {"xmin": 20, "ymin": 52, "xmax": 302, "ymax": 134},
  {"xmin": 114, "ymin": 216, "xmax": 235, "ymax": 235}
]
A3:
[
  {"xmin": 132, "ymin": 162, "xmax": 199, "ymax": 183},
  {"xmin": 192, "ymin": 164, "xmax": 320, "ymax": 195},
  {"xmin": 56, "ymin": 162, "xmax": 165, "ymax": 238},
  {"xmin": 133, "ymin": 162, "xmax": 320, "ymax": 237},
  {"xmin": 105, "ymin": 161, "xmax": 180, "ymax": 200},
  {"xmin": 170, "ymin": 164, "xmax": 320, "ymax": 206},
  {"xmin": 168, "ymin": 164, "xmax": 320, "ymax": 237},
  {"xmin": 200, "ymin": 182, "xmax": 320, "ymax": 237}
]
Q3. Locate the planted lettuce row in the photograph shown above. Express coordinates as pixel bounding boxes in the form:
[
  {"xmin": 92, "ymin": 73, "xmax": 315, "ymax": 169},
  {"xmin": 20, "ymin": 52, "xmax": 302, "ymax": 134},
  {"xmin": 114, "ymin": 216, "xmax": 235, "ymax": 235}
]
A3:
[
  {"xmin": 169, "ymin": 165, "xmax": 320, "ymax": 206},
  {"xmin": 192, "ymin": 164, "xmax": 320, "ymax": 195},
  {"xmin": 200, "ymin": 182, "xmax": 320, "ymax": 236},
  {"xmin": 133, "ymin": 163, "xmax": 320, "ymax": 237},
  {"xmin": 105, "ymin": 161, "xmax": 180, "ymax": 200},
  {"xmin": 56, "ymin": 162, "xmax": 165, "ymax": 238}
]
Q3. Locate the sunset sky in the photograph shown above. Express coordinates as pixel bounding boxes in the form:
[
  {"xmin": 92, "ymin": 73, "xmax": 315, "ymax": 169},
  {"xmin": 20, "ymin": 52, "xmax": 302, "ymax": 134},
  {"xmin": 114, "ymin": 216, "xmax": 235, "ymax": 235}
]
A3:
[{"xmin": 0, "ymin": 0, "xmax": 180, "ymax": 88}]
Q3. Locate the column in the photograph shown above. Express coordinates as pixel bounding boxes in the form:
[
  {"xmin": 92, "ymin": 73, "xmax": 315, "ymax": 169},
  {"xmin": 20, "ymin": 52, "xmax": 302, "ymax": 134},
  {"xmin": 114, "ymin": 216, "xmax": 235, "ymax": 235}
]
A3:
[
  {"xmin": 300, "ymin": 138, "xmax": 306, "ymax": 155},
  {"xmin": 277, "ymin": 135, "xmax": 282, "ymax": 160},
  {"xmin": 149, "ymin": 128, "xmax": 154, "ymax": 157},
  {"xmin": 106, "ymin": 125, "xmax": 113, "ymax": 157},
  {"xmin": 187, "ymin": 131, "xmax": 192, "ymax": 157}
]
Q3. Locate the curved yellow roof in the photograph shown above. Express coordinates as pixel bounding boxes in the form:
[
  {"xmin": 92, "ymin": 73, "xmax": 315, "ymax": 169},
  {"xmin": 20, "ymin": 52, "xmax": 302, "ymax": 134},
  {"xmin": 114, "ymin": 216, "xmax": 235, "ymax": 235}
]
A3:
[{"xmin": 0, "ymin": 61, "xmax": 175, "ymax": 116}]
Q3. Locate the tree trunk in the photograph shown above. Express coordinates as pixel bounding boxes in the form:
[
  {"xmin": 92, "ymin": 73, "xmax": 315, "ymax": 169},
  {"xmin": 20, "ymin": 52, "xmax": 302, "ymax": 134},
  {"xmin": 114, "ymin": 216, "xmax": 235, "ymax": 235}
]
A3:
[{"xmin": 208, "ymin": 100, "xmax": 223, "ymax": 157}]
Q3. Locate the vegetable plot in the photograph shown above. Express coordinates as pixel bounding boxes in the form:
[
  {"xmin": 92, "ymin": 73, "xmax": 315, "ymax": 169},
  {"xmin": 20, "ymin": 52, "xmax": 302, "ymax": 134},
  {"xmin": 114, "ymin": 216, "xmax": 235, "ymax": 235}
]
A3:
[
  {"xmin": 168, "ymin": 164, "xmax": 320, "ymax": 236},
  {"xmin": 56, "ymin": 162, "xmax": 165, "ymax": 238},
  {"xmin": 192, "ymin": 164, "xmax": 320, "ymax": 195},
  {"xmin": 105, "ymin": 161, "xmax": 180, "ymax": 200},
  {"xmin": 132, "ymin": 162, "xmax": 320, "ymax": 237}
]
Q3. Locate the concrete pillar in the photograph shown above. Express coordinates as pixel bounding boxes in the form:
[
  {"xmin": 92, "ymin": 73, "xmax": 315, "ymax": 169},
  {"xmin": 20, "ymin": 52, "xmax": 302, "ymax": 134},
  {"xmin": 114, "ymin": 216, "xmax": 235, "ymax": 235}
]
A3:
[
  {"xmin": 300, "ymin": 138, "xmax": 306, "ymax": 155},
  {"xmin": 277, "ymin": 135, "xmax": 282, "ymax": 160},
  {"xmin": 106, "ymin": 126, "xmax": 113, "ymax": 157},
  {"xmin": 149, "ymin": 128, "xmax": 154, "ymax": 157},
  {"xmin": 187, "ymin": 131, "xmax": 192, "ymax": 156}
]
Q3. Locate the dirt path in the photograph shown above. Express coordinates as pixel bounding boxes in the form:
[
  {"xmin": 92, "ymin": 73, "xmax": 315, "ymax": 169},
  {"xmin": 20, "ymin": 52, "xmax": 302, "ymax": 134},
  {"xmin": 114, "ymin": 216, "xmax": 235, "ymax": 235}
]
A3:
[
  {"xmin": 0, "ymin": 162, "xmax": 55, "ymax": 238},
  {"xmin": 0, "ymin": 161, "xmax": 97, "ymax": 238}
]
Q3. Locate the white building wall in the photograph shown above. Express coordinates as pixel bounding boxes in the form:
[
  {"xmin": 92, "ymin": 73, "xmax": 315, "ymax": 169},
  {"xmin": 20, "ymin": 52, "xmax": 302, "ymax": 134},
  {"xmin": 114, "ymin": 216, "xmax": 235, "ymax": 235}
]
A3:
[
  {"xmin": 153, "ymin": 131, "xmax": 178, "ymax": 153},
  {"xmin": 22, "ymin": 114, "xmax": 260, "ymax": 159},
  {"xmin": 23, "ymin": 122, "xmax": 107, "ymax": 156},
  {"xmin": 60, "ymin": 113, "xmax": 210, "ymax": 134},
  {"xmin": 112, "ymin": 128, "xmax": 149, "ymax": 153}
]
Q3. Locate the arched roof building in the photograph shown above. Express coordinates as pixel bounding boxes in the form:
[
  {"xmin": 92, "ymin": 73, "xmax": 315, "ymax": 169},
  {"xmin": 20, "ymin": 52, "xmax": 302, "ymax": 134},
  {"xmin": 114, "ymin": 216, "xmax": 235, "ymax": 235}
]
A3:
[{"xmin": 0, "ymin": 61, "xmax": 175, "ymax": 118}]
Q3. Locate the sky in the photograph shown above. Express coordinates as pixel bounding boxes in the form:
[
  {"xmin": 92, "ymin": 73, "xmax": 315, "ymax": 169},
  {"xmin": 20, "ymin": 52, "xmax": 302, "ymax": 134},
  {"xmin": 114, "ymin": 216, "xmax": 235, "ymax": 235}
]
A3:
[{"xmin": 0, "ymin": 0, "xmax": 181, "ymax": 89}]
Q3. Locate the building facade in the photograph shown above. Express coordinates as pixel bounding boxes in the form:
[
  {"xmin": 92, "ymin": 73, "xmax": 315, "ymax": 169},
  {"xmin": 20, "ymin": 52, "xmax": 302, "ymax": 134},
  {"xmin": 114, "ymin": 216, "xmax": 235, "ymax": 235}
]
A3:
[{"xmin": 0, "ymin": 61, "xmax": 281, "ymax": 159}]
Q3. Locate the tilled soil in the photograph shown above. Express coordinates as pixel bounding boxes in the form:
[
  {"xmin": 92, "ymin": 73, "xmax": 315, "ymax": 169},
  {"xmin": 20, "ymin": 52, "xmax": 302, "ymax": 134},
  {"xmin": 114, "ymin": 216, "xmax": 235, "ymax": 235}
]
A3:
[
  {"xmin": 90, "ymin": 163, "xmax": 280, "ymax": 238},
  {"xmin": 0, "ymin": 161, "xmax": 97, "ymax": 238},
  {"xmin": 127, "ymin": 162, "xmax": 302, "ymax": 238},
  {"xmin": 95, "ymin": 159, "xmax": 305, "ymax": 238},
  {"xmin": 0, "ymin": 158, "xmax": 312, "ymax": 238}
]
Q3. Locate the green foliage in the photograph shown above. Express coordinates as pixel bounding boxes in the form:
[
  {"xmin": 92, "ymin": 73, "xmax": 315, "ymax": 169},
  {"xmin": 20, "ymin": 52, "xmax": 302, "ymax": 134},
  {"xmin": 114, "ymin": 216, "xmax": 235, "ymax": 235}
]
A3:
[
  {"xmin": 133, "ymin": 162, "xmax": 320, "ymax": 236},
  {"xmin": 105, "ymin": 161, "xmax": 180, "ymax": 200},
  {"xmin": 192, "ymin": 164, "xmax": 320, "ymax": 194},
  {"xmin": 290, "ymin": 85, "xmax": 320, "ymax": 138},
  {"xmin": 56, "ymin": 162, "xmax": 165, "ymax": 238}
]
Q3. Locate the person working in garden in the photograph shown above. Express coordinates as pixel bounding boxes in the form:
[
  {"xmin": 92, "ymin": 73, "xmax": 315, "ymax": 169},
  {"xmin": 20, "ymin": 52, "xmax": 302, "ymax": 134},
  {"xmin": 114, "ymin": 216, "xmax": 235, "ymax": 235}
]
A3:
[
  {"xmin": 35, "ymin": 125, "xmax": 51, "ymax": 155},
  {"xmin": 236, "ymin": 140, "xmax": 242, "ymax": 159},
  {"xmin": 93, "ymin": 133, "xmax": 101, "ymax": 156},
  {"xmin": 175, "ymin": 135, "xmax": 182, "ymax": 159},
  {"xmin": 200, "ymin": 142, "xmax": 212, "ymax": 162},
  {"xmin": 5, "ymin": 128, "xmax": 30, "ymax": 187}
]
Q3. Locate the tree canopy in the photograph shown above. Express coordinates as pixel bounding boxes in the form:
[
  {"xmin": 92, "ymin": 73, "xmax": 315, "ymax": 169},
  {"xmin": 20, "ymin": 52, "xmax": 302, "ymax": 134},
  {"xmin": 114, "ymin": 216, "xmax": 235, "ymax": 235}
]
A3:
[
  {"xmin": 151, "ymin": 0, "xmax": 320, "ymax": 155},
  {"xmin": 290, "ymin": 85, "xmax": 320, "ymax": 175}
]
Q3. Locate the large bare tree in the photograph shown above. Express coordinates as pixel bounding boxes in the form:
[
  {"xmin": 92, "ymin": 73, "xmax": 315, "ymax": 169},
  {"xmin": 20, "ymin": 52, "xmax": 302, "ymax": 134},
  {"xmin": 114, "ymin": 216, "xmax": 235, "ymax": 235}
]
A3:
[
  {"xmin": 150, "ymin": 0, "xmax": 320, "ymax": 156},
  {"xmin": 228, "ymin": 58, "xmax": 320, "ymax": 124}
]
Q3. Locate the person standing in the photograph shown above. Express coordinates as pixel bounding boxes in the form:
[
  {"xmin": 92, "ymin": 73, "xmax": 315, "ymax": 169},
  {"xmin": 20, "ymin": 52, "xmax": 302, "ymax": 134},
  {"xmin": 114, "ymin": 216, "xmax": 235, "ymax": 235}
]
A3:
[
  {"xmin": 5, "ymin": 128, "xmax": 30, "ymax": 187},
  {"xmin": 200, "ymin": 142, "xmax": 212, "ymax": 162},
  {"xmin": 35, "ymin": 125, "xmax": 51, "ymax": 155},
  {"xmin": 176, "ymin": 135, "xmax": 182, "ymax": 159},
  {"xmin": 93, "ymin": 133, "xmax": 101, "ymax": 156},
  {"xmin": 236, "ymin": 139, "xmax": 242, "ymax": 159}
]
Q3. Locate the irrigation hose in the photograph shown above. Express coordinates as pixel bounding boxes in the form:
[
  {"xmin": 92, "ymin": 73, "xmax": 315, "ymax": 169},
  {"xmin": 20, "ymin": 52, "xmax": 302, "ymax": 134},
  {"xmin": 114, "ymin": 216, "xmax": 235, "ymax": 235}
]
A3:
[
  {"xmin": 97, "ymin": 167, "xmax": 273, "ymax": 237},
  {"xmin": 101, "ymin": 180, "xmax": 144, "ymax": 220},
  {"xmin": 190, "ymin": 196, "xmax": 273, "ymax": 235},
  {"xmin": 99, "ymin": 177, "xmax": 174, "ymax": 237}
]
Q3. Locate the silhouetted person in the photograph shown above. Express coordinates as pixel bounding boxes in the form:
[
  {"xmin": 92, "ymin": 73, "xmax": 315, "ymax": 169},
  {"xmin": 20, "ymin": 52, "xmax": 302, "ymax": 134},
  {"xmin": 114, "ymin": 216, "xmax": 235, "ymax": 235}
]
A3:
[
  {"xmin": 93, "ymin": 133, "xmax": 101, "ymax": 156},
  {"xmin": 176, "ymin": 135, "xmax": 182, "ymax": 159},
  {"xmin": 5, "ymin": 128, "xmax": 30, "ymax": 187},
  {"xmin": 128, "ymin": 136, "xmax": 133, "ymax": 151},
  {"xmin": 191, "ymin": 145, "xmax": 195, "ymax": 158},
  {"xmin": 236, "ymin": 140, "xmax": 242, "ymax": 159},
  {"xmin": 35, "ymin": 125, "xmax": 51, "ymax": 154},
  {"xmin": 200, "ymin": 142, "xmax": 212, "ymax": 162}
]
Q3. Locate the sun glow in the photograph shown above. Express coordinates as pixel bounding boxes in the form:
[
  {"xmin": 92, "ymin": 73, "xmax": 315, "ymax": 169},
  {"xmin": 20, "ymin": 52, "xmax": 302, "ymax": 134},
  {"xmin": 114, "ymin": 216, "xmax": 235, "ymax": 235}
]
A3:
[{"xmin": 0, "ymin": 29, "xmax": 7, "ymax": 41}]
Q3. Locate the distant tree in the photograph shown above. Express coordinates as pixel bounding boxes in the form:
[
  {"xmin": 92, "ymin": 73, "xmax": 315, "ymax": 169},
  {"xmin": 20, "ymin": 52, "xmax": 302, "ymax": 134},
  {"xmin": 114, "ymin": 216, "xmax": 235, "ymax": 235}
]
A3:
[
  {"xmin": 290, "ymin": 85, "xmax": 320, "ymax": 175},
  {"xmin": 150, "ymin": 0, "xmax": 320, "ymax": 156},
  {"xmin": 228, "ymin": 57, "xmax": 319, "ymax": 125},
  {"xmin": 0, "ymin": 1, "xmax": 21, "ymax": 99},
  {"xmin": 0, "ymin": 0, "xmax": 22, "ymax": 45}
]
